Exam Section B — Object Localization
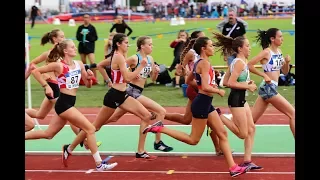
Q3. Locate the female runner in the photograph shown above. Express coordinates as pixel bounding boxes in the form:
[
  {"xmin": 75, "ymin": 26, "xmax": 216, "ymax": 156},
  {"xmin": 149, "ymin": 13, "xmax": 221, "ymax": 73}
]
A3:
[
  {"xmin": 25, "ymin": 29, "xmax": 79, "ymax": 135},
  {"xmin": 248, "ymin": 28, "xmax": 294, "ymax": 137},
  {"xmin": 164, "ymin": 30, "xmax": 224, "ymax": 155},
  {"xmin": 24, "ymin": 29, "xmax": 101, "ymax": 147},
  {"xmin": 213, "ymin": 32, "xmax": 262, "ymax": 170},
  {"xmin": 98, "ymin": 36, "xmax": 173, "ymax": 152},
  {"xmin": 62, "ymin": 33, "xmax": 165, "ymax": 165},
  {"xmin": 29, "ymin": 39, "xmax": 117, "ymax": 170},
  {"xmin": 143, "ymin": 37, "xmax": 249, "ymax": 177}
]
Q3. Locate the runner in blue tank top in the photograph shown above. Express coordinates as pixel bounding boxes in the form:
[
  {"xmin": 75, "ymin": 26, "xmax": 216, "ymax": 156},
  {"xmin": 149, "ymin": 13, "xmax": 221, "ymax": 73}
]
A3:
[{"xmin": 143, "ymin": 37, "xmax": 250, "ymax": 178}]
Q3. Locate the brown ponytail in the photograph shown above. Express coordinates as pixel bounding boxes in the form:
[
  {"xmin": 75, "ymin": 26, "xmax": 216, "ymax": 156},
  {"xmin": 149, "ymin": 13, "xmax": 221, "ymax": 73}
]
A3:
[
  {"xmin": 40, "ymin": 29, "xmax": 62, "ymax": 46},
  {"xmin": 46, "ymin": 39, "xmax": 71, "ymax": 63},
  {"xmin": 180, "ymin": 39, "xmax": 196, "ymax": 64}
]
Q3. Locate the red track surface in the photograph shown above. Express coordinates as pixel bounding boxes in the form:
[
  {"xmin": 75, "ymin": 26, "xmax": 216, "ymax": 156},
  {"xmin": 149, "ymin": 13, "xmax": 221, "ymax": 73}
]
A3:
[
  {"xmin": 26, "ymin": 107, "xmax": 295, "ymax": 180},
  {"xmin": 36, "ymin": 106, "xmax": 290, "ymax": 125}
]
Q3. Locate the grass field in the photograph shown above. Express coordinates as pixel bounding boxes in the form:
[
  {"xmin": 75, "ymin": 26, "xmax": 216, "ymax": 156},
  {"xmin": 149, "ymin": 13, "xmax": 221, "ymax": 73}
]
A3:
[{"xmin": 25, "ymin": 18, "xmax": 295, "ymax": 107}]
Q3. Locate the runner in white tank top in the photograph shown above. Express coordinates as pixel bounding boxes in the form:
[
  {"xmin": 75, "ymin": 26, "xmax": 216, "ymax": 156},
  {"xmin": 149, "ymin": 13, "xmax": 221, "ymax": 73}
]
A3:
[{"xmin": 248, "ymin": 28, "xmax": 295, "ymax": 138}]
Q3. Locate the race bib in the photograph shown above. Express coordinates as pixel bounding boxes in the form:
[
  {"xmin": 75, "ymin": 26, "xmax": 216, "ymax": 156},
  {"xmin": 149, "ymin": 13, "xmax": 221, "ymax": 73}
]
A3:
[
  {"xmin": 272, "ymin": 54, "xmax": 284, "ymax": 71},
  {"xmin": 139, "ymin": 65, "xmax": 152, "ymax": 79},
  {"xmin": 66, "ymin": 70, "xmax": 81, "ymax": 89}
]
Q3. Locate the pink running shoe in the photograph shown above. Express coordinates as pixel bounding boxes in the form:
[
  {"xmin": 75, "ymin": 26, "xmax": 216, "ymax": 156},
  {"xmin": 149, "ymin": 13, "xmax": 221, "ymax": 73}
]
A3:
[
  {"xmin": 143, "ymin": 121, "xmax": 164, "ymax": 134},
  {"xmin": 229, "ymin": 164, "xmax": 250, "ymax": 177}
]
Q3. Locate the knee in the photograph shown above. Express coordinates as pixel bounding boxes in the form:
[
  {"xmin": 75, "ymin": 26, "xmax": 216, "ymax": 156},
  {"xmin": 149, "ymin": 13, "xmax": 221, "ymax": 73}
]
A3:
[
  {"xmin": 26, "ymin": 124, "xmax": 35, "ymax": 132},
  {"xmin": 84, "ymin": 124, "xmax": 96, "ymax": 135},
  {"xmin": 44, "ymin": 131, "xmax": 56, "ymax": 140},
  {"xmin": 189, "ymin": 138, "xmax": 200, "ymax": 145},
  {"xmin": 37, "ymin": 114, "xmax": 46, "ymax": 119},
  {"xmin": 142, "ymin": 111, "xmax": 155, "ymax": 122},
  {"xmin": 248, "ymin": 125, "xmax": 256, "ymax": 136},
  {"xmin": 288, "ymin": 110, "xmax": 295, "ymax": 121},
  {"xmin": 157, "ymin": 108, "xmax": 166, "ymax": 118},
  {"xmin": 238, "ymin": 131, "xmax": 248, "ymax": 139}
]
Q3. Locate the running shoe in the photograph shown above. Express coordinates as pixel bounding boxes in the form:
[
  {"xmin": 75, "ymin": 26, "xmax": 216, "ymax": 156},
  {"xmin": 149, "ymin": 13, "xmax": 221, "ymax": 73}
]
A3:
[
  {"xmin": 154, "ymin": 140, "xmax": 173, "ymax": 152},
  {"xmin": 240, "ymin": 161, "xmax": 263, "ymax": 170},
  {"xmin": 143, "ymin": 121, "xmax": 164, "ymax": 134},
  {"xmin": 229, "ymin": 164, "xmax": 250, "ymax": 177},
  {"xmin": 96, "ymin": 161, "xmax": 118, "ymax": 171},
  {"xmin": 62, "ymin": 144, "xmax": 72, "ymax": 167},
  {"xmin": 135, "ymin": 151, "xmax": 157, "ymax": 160}
]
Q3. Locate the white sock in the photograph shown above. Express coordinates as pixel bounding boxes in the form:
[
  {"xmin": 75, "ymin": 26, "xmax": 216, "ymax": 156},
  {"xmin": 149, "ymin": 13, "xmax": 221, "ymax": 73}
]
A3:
[
  {"xmin": 93, "ymin": 151, "xmax": 102, "ymax": 164},
  {"xmin": 67, "ymin": 145, "xmax": 72, "ymax": 154}
]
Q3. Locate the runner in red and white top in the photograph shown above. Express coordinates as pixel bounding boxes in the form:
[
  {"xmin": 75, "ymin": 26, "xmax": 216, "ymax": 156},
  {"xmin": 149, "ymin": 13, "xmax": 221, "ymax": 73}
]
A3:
[
  {"xmin": 24, "ymin": 29, "xmax": 101, "ymax": 147},
  {"xmin": 29, "ymin": 39, "xmax": 117, "ymax": 171},
  {"xmin": 25, "ymin": 29, "xmax": 81, "ymax": 136},
  {"xmin": 66, "ymin": 33, "xmax": 166, "ymax": 160}
]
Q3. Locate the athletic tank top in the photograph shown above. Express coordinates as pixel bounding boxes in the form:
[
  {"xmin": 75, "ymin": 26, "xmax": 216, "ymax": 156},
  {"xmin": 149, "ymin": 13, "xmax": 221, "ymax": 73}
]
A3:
[
  {"xmin": 193, "ymin": 59, "xmax": 215, "ymax": 89},
  {"xmin": 262, "ymin": 48, "xmax": 284, "ymax": 72},
  {"xmin": 188, "ymin": 49, "xmax": 200, "ymax": 71},
  {"xmin": 131, "ymin": 53, "xmax": 152, "ymax": 79},
  {"xmin": 230, "ymin": 58, "xmax": 250, "ymax": 82},
  {"xmin": 57, "ymin": 60, "xmax": 82, "ymax": 89},
  {"xmin": 111, "ymin": 53, "xmax": 125, "ymax": 84}
]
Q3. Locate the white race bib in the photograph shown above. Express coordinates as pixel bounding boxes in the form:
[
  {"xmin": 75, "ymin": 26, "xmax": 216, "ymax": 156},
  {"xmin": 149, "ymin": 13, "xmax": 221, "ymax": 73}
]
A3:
[
  {"xmin": 272, "ymin": 54, "xmax": 284, "ymax": 71},
  {"xmin": 66, "ymin": 69, "xmax": 81, "ymax": 89},
  {"xmin": 139, "ymin": 65, "xmax": 152, "ymax": 79}
]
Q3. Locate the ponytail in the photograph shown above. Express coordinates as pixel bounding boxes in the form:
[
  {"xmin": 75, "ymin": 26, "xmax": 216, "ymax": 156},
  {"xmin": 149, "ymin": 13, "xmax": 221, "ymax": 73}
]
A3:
[
  {"xmin": 46, "ymin": 39, "xmax": 70, "ymax": 63},
  {"xmin": 47, "ymin": 43, "xmax": 62, "ymax": 63},
  {"xmin": 180, "ymin": 39, "xmax": 196, "ymax": 64},
  {"xmin": 106, "ymin": 48, "xmax": 115, "ymax": 61},
  {"xmin": 212, "ymin": 32, "xmax": 234, "ymax": 56},
  {"xmin": 256, "ymin": 29, "xmax": 269, "ymax": 49},
  {"xmin": 40, "ymin": 29, "xmax": 61, "ymax": 46},
  {"xmin": 41, "ymin": 32, "xmax": 51, "ymax": 46}
]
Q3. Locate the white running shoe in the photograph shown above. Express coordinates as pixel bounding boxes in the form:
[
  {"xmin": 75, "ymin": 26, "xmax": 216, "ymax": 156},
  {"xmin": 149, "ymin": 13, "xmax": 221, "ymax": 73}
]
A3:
[
  {"xmin": 96, "ymin": 162, "xmax": 118, "ymax": 171},
  {"xmin": 222, "ymin": 114, "xmax": 233, "ymax": 120}
]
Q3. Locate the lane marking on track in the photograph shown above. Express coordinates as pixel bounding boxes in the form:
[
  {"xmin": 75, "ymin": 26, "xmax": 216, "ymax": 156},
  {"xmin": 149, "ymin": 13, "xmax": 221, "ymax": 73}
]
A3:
[
  {"xmin": 25, "ymin": 151, "xmax": 295, "ymax": 157},
  {"xmin": 25, "ymin": 169, "xmax": 295, "ymax": 175},
  {"xmin": 166, "ymin": 170, "xmax": 175, "ymax": 174},
  {"xmin": 35, "ymin": 124, "xmax": 290, "ymax": 127},
  {"xmin": 44, "ymin": 113, "xmax": 287, "ymax": 117},
  {"xmin": 85, "ymin": 169, "xmax": 94, "ymax": 174}
]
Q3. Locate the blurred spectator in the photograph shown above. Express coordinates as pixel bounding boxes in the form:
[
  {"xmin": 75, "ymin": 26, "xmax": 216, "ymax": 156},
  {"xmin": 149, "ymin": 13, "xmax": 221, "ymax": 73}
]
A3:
[
  {"xmin": 169, "ymin": 30, "xmax": 188, "ymax": 88},
  {"xmin": 109, "ymin": 15, "xmax": 133, "ymax": 36},
  {"xmin": 221, "ymin": 9, "xmax": 246, "ymax": 66},
  {"xmin": 216, "ymin": 9, "xmax": 248, "ymax": 32},
  {"xmin": 29, "ymin": 4, "xmax": 41, "ymax": 28},
  {"xmin": 76, "ymin": 13, "xmax": 99, "ymax": 81}
]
